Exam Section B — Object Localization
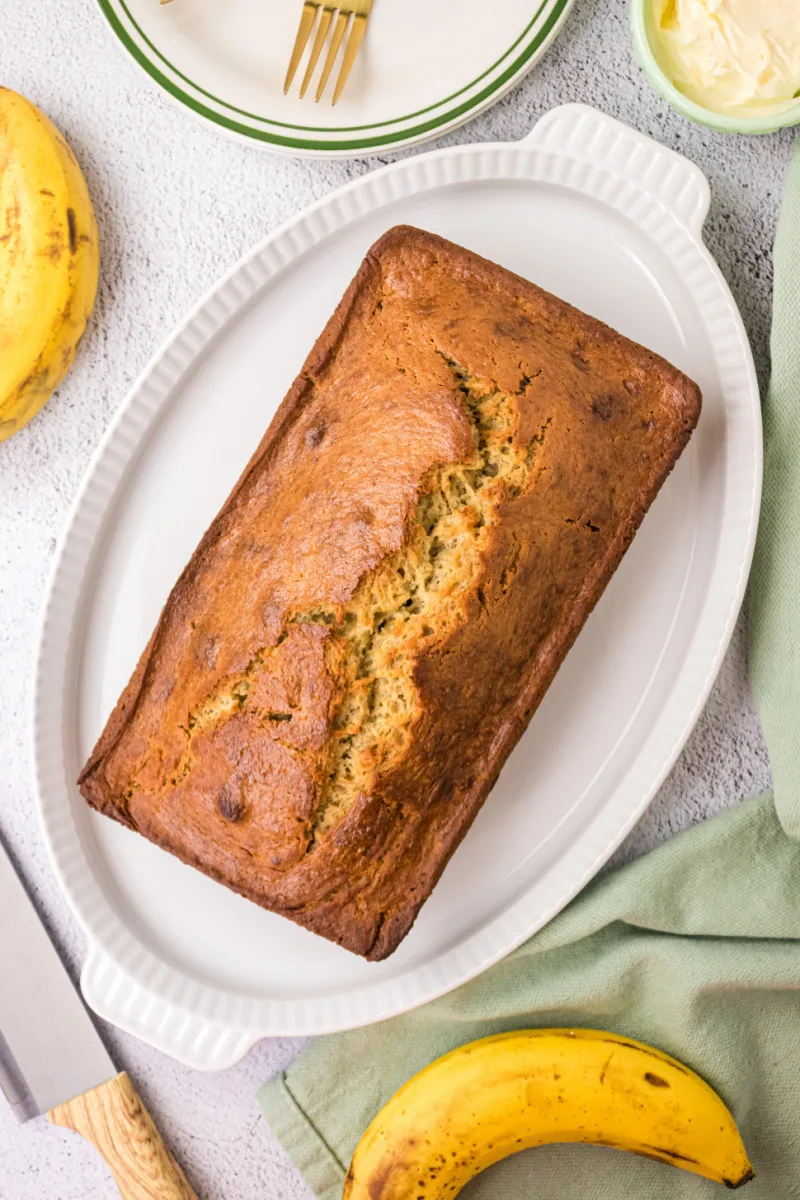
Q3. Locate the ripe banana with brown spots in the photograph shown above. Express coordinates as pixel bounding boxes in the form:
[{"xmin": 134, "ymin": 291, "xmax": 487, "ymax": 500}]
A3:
[
  {"xmin": 0, "ymin": 87, "xmax": 99, "ymax": 441},
  {"xmin": 343, "ymin": 1029, "xmax": 754, "ymax": 1196}
]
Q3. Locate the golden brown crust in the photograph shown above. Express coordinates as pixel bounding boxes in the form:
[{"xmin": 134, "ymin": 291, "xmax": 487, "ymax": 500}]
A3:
[{"xmin": 78, "ymin": 226, "xmax": 701, "ymax": 960}]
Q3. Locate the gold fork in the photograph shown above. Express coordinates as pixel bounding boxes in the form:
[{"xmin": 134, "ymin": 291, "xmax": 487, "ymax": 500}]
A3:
[{"xmin": 284, "ymin": 0, "xmax": 373, "ymax": 105}]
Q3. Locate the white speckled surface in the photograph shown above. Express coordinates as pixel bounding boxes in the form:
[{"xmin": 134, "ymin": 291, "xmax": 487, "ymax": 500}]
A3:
[{"xmin": 0, "ymin": 0, "xmax": 786, "ymax": 1194}]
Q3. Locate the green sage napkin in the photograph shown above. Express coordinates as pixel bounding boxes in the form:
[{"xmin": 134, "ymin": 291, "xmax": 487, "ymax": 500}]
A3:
[
  {"xmin": 749, "ymin": 138, "xmax": 800, "ymax": 840},
  {"xmin": 259, "ymin": 139, "xmax": 800, "ymax": 1199}
]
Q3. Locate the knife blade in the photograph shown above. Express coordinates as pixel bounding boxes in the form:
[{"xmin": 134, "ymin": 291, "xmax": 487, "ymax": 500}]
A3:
[
  {"xmin": 0, "ymin": 835, "xmax": 197, "ymax": 1198},
  {"xmin": 0, "ymin": 839, "xmax": 114, "ymax": 1117}
]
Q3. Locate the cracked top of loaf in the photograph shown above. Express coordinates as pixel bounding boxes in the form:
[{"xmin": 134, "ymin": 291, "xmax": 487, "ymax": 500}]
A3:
[{"xmin": 78, "ymin": 226, "xmax": 701, "ymax": 960}]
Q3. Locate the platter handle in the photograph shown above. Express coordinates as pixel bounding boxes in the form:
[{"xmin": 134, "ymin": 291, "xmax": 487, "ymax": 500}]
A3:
[{"xmin": 522, "ymin": 103, "xmax": 711, "ymax": 237}]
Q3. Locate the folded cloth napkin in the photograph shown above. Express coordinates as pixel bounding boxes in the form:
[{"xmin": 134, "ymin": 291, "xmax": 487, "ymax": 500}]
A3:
[
  {"xmin": 749, "ymin": 138, "xmax": 800, "ymax": 840},
  {"xmin": 259, "ymin": 138, "xmax": 800, "ymax": 1199}
]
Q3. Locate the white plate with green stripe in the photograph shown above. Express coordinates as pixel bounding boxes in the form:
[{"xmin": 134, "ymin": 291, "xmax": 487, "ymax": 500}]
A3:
[{"xmin": 96, "ymin": 0, "xmax": 574, "ymax": 156}]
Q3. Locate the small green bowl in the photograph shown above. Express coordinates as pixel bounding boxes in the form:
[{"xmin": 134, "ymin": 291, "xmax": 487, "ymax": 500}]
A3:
[{"xmin": 630, "ymin": 0, "xmax": 800, "ymax": 135}]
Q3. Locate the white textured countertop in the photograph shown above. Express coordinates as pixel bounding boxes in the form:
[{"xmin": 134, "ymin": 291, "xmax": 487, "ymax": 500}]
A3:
[{"xmin": 0, "ymin": 0, "xmax": 787, "ymax": 1194}]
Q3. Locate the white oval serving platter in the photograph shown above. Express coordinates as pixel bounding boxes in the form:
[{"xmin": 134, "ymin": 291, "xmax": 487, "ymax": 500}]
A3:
[
  {"xmin": 95, "ymin": 0, "xmax": 574, "ymax": 156},
  {"xmin": 34, "ymin": 105, "xmax": 761, "ymax": 1069}
]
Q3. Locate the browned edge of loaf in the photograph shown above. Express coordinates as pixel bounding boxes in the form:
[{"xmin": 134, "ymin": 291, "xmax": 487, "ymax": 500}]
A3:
[
  {"xmin": 78, "ymin": 225, "xmax": 702, "ymax": 960},
  {"xmin": 77, "ymin": 236, "xmax": 379, "ymax": 796}
]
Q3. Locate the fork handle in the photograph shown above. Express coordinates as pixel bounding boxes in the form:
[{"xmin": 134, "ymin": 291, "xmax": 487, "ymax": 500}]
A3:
[{"xmin": 49, "ymin": 1071, "xmax": 197, "ymax": 1199}]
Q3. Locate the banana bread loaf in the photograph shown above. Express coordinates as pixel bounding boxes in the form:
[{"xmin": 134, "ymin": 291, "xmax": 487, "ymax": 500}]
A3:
[{"xmin": 78, "ymin": 226, "xmax": 701, "ymax": 960}]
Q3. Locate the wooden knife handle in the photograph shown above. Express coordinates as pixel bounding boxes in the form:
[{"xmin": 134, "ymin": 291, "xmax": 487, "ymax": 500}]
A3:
[{"xmin": 49, "ymin": 1071, "xmax": 197, "ymax": 1199}]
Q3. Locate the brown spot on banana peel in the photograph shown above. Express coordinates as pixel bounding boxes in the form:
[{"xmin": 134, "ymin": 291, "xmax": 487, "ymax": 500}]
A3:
[
  {"xmin": 2, "ymin": 200, "xmax": 21, "ymax": 243},
  {"xmin": 66, "ymin": 207, "xmax": 77, "ymax": 254},
  {"xmin": 595, "ymin": 1036, "xmax": 689, "ymax": 1073},
  {"xmin": 636, "ymin": 1149, "xmax": 688, "ymax": 1170},
  {"xmin": 599, "ymin": 1052, "xmax": 614, "ymax": 1084},
  {"xmin": 365, "ymin": 1159, "xmax": 409, "ymax": 1200},
  {"xmin": 644, "ymin": 1072, "xmax": 670, "ymax": 1087},
  {"xmin": 10, "ymin": 365, "xmax": 51, "ymax": 403},
  {"xmin": 39, "ymin": 229, "xmax": 64, "ymax": 261},
  {"xmin": 726, "ymin": 1168, "xmax": 756, "ymax": 1189},
  {"xmin": 644, "ymin": 1145, "xmax": 699, "ymax": 1165}
]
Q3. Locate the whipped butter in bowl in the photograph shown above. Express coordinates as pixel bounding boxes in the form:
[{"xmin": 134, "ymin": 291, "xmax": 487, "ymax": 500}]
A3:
[{"xmin": 632, "ymin": 0, "xmax": 800, "ymax": 133}]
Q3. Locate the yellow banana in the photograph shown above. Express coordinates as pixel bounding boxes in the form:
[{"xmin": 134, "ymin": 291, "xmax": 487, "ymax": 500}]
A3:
[
  {"xmin": 0, "ymin": 87, "xmax": 99, "ymax": 441},
  {"xmin": 344, "ymin": 1029, "xmax": 754, "ymax": 1196}
]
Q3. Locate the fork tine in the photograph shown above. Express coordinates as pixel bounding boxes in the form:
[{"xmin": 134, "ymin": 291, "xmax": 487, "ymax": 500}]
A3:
[
  {"xmin": 284, "ymin": 1, "xmax": 318, "ymax": 94},
  {"xmin": 300, "ymin": 5, "xmax": 333, "ymax": 99},
  {"xmin": 331, "ymin": 11, "xmax": 368, "ymax": 105},
  {"xmin": 315, "ymin": 9, "xmax": 349, "ymax": 102}
]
